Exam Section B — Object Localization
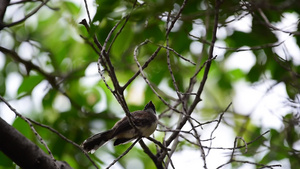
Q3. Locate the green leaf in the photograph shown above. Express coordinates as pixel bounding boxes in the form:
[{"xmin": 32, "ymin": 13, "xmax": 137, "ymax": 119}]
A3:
[
  {"xmin": 0, "ymin": 72, "xmax": 6, "ymax": 96},
  {"xmin": 247, "ymin": 63, "xmax": 263, "ymax": 82},
  {"xmin": 228, "ymin": 68, "xmax": 245, "ymax": 81},
  {"xmin": 63, "ymin": 1, "xmax": 80, "ymax": 16},
  {"xmin": 12, "ymin": 117, "xmax": 32, "ymax": 140},
  {"xmin": 17, "ymin": 75, "xmax": 43, "ymax": 95},
  {"xmin": 93, "ymin": 0, "xmax": 121, "ymax": 23},
  {"xmin": 286, "ymin": 84, "xmax": 298, "ymax": 99},
  {"xmin": 251, "ymin": 18, "xmax": 278, "ymax": 45},
  {"xmin": 0, "ymin": 151, "xmax": 13, "ymax": 168},
  {"xmin": 218, "ymin": 72, "xmax": 232, "ymax": 90}
]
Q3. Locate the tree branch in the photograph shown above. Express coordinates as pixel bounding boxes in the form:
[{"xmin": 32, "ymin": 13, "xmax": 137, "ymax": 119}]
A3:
[
  {"xmin": 0, "ymin": 0, "xmax": 50, "ymax": 30},
  {"xmin": 0, "ymin": 117, "xmax": 72, "ymax": 169}
]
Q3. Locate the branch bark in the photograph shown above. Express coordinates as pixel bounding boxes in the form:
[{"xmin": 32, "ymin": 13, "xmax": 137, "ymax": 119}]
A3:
[
  {"xmin": 0, "ymin": 117, "xmax": 73, "ymax": 169},
  {"xmin": 0, "ymin": 0, "xmax": 10, "ymax": 26}
]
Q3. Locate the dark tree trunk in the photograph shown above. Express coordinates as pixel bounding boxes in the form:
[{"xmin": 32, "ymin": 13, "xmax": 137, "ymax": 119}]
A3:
[{"xmin": 0, "ymin": 117, "xmax": 73, "ymax": 169}]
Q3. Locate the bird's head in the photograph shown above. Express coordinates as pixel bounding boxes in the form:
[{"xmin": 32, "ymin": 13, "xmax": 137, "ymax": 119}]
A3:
[{"xmin": 144, "ymin": 101, "xmax": 156, "ymax": 114}]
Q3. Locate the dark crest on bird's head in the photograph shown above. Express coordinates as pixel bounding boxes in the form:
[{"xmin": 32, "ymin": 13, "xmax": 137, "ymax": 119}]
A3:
[{"xmin": 144, "ymin": 101, "xmax": 156, "ymax": 113}]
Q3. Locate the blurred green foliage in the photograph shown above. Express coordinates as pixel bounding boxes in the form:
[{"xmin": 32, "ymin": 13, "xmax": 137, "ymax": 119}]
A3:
[{"xmin": 0, "ymin": 0, "xmax": 299, "ymax": 169}]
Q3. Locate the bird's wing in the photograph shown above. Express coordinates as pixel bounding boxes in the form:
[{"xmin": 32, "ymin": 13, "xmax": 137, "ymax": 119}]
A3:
[{"xmin": 111, "ymin": 111, "xmax": 147, "ymax": 137}]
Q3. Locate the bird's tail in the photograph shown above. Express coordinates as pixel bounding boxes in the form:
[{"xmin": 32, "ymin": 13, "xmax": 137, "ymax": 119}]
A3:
[{"xmin": 81, "ymin": 129, "xmax": 114, "ymax": 153}]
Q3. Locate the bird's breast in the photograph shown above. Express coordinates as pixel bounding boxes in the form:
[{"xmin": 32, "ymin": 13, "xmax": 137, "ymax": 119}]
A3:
[{"xmin": 138, "ymin": 120, "xmax": 158, "ymax": 137}]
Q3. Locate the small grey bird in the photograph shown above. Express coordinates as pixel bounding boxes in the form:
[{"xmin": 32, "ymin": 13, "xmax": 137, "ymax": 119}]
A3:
[{"xmin": 81, "ymin": 101, "xmax": 157, "ymax": 153}]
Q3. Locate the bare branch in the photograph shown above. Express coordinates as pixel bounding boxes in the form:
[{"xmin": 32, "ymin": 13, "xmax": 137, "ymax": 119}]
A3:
[
  {"xmin": 165, "ymin": 0, "xmax": 222, "ymax": 149},
  {"xmin": 165, "ymin": 0, "xmax": 189, "ymax": 36},
  {"xmin": 106, "ymin": 137, "xmax": 141, "ymax": 169},
  {"xmin": 133, "ymin": 40, "xmax": 180, "ymax": 112},
  {"xmin": 207, "ymin": 102, "xmax": 232, "ymax": 156},
  {"xmin": 1, "ymin": 0, "xmax": 50, "ymax": 30},
  {"xmin": 156, "ymin": 43, "xmax": 196, "ymax": 65},
  {"xmin": 139, "ymin": 139, "xmax": 163, "ymax": 169},
  {"xmin": 146, "ymin": 137, "xmax": 171, "ymax": 151},
  {"xmin": 203, "ymin": 130, "xmax": 270, "ymax": 151},
  {"xmin": 258, "ymin": 8, "xmax": 300, "ymax": 35},
  {"xmin": 83, "ymin": 0, "xmax": 92, "ymax": 24},
  {"xmin": 189, "ymin": 33, "xmax": 286, "ymax": 52},
  {"xmin": 188, "ymin": 118, "xmax": 207, "ymax": 168},
  {"xmin": 27, "ymin": 118, "xmax": 99, "ymax": 169},
  {"xmin": 122, "ymin": 46, "xmax": 161, "ymax": 89}
]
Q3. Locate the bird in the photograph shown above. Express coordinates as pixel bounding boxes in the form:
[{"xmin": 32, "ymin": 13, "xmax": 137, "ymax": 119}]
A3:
[{"xmin": 81, "ymin": 101, "xmax": 157, "ymax": 153}]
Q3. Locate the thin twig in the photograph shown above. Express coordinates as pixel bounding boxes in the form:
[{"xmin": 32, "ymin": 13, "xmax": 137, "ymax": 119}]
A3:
[
  {"xmin": 203, "ymin": 130, "xmax": 270, "ymax": 150},
  {"xmin": 107, "ymin": 0, "xmax": 138, "ymax": 53},
  {"xmin": 133, "ymin": 40, "xmax": 176, "ymax": 110},
  {"xmin": 207, "ymin": 102, "xmax": 232, "ymax": 156},
  {"xmin": 156, "ymin": 43, "xmax": 196, "ymax": 65},
  {"xmin": 27, "ymin": 118, "xmax": 99, "ymax": 169},
  {"xmin": 188, "ymin": 118, "xmax": 207, "ymax": 168},
  {"xmin": 161, "ymin": 2, "xmax": 222, "ymax": 168},
  {"xmin": 122, "ymin": 46, "xmax": 161, "ymax": 90},
  {"xmin": 258, "ymin": 8, "xmax": 300, "ymax": 35},
  {"xmin": 106, "ymin": 137, "xmax": 141, "ymax": 169},
  {"xmin": 134, "ymin": 40, "xmax": 197, "ymax": 130},
  {"xmin": 218, "ymin": 159, "xmax": 282, "ymax": 169},
  {"xmin": 1, "ymin": 0, "xmax": 50, "ymax": 29},
  {"xmin": 165, "ymin": 0, "xmax": 189, "ymax": 36},
  {"xmin": 189, "ymin": 33, "xmax": 286, "ymax": 52},
  {"xmin": 83, "ymin": 0, "xmax": 92, "ymax": 24},
  {"xmin": 146, "ymin": 137, "xmax": 171, "ymax": 151},
  {"xmin": 139, "ymin": 140, "xmax": 162, "ymax": 169}
]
